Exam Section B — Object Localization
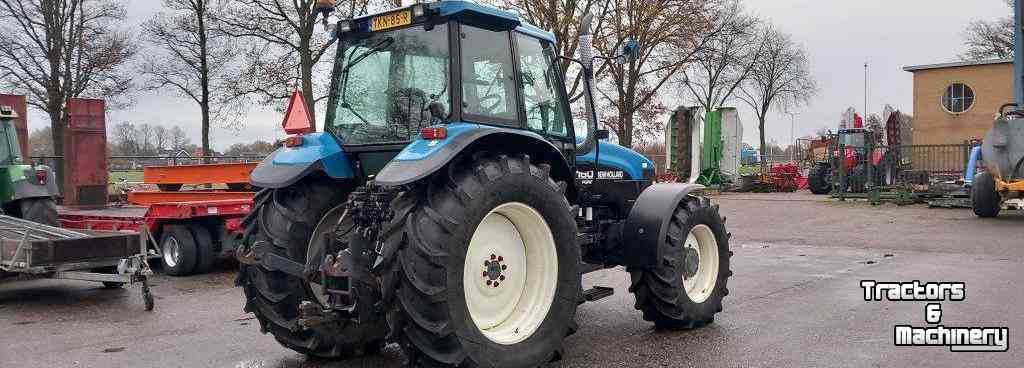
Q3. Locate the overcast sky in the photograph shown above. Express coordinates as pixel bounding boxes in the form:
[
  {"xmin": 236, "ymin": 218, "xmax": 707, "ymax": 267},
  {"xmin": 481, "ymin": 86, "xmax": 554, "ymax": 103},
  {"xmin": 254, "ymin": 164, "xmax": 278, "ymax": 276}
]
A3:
[{"xmin": 24, "ymin": 0, "xmax": 1013, "ymax": 151}]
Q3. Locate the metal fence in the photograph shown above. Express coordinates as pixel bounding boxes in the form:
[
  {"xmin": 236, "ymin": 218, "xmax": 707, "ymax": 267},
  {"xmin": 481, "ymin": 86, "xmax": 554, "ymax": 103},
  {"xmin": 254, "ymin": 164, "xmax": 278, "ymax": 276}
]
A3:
[{"xmin": 30, "ymin": 155, "xmax": 266, "ymax": 172}]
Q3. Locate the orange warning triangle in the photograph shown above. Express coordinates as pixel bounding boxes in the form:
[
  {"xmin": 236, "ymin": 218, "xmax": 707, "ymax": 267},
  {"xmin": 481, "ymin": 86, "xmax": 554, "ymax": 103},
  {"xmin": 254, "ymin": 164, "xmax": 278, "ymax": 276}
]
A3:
[{"xmin": 282, "ymin": 89, "xmax": 313, "ymax": 134}]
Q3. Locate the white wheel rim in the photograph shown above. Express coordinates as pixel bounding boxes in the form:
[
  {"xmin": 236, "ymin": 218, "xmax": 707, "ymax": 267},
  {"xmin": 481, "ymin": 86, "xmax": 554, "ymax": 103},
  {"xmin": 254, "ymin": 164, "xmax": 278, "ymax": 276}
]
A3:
[
  {"xmin": 464, "ymin": 202, "xmax": 558, "ymax": 345},
  {"xmin": 163, "ymin": 237, "xmax": 180, "ymax": 268},
  {"xmin": 681, "ymin": 224, "xmax": 719, "ymax": 303}
]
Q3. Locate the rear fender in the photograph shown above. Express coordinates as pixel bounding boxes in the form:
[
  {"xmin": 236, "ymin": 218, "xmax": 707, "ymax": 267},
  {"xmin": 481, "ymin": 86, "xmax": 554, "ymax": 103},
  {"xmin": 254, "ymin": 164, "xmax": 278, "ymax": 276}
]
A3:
[
  {"xmin": 619, "ymin": 183, "xmax": 706, "ymax": 268},
  {"xmin": 375, "ymin": 122, "xmax": 573, "ymax": 192},
  {"xmin": 10, "ymin": 165, "xmax": 59, "ymax": 201},
  {"xmin": 249, "ymin": 132, "xmax": 355, "ymax": 189}
]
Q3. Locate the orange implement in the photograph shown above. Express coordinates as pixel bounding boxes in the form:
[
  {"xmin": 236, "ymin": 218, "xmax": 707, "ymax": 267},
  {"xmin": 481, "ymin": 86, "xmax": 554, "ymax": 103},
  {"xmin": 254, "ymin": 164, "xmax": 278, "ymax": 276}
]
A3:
[
  {"xmin": 143, "ymin": 162, "xmax": 257, "ymax": 186},
  {"xmin": 128, "ymin": 191, "xmax": 256, "ymax": 206}
]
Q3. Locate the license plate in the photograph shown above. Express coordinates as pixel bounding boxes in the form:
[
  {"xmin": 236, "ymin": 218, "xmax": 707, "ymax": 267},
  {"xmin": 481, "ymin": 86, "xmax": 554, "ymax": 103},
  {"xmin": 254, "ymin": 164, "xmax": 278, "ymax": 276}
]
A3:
[{"xmin": 372, "ymin": 10, "xmax": 411, "ymax": 32}]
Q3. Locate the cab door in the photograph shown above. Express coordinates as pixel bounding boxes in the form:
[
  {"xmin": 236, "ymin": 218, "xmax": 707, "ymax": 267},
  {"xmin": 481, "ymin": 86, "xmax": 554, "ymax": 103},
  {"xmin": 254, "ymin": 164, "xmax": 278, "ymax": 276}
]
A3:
[{"xmin": 513, "ymin": 33, "xmax": 576, "ymax": 162}]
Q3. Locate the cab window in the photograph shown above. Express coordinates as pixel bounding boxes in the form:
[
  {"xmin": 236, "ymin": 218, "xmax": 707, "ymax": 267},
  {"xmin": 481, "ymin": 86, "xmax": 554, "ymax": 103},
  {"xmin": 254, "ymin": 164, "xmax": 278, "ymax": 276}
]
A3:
[
  {"xmin": 516, "ymin": 34, "xmax": 569, "ymax": 138},
  {"xmin": 459, "ymin": 25, "xmax": 519, "ymax": 124}
]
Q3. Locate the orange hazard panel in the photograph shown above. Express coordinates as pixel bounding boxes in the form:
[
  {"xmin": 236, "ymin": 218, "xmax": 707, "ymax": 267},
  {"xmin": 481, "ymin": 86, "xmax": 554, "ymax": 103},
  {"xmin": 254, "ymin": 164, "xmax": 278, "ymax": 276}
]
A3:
[
  {"xmin": 143, "ymin": 162, "xmax": 258, "ymax": 186},
  {"xmin": 127, "ymin": 191, "xmax": 255, "ymax": 206}
]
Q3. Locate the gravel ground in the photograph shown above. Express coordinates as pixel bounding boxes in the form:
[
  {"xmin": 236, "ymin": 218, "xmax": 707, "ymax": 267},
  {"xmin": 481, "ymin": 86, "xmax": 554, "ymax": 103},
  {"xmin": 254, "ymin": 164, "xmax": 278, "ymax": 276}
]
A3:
[{"xmin": 1, "ymin": 192, "xmax": 1021, "ymax": 367}]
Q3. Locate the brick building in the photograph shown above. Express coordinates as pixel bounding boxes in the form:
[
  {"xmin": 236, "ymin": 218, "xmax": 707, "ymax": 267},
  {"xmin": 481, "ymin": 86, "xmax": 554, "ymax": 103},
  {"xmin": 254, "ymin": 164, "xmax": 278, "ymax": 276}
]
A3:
[{"xmin": 903, "ymin": 59, "xmax": 1012, "ymax": 145}]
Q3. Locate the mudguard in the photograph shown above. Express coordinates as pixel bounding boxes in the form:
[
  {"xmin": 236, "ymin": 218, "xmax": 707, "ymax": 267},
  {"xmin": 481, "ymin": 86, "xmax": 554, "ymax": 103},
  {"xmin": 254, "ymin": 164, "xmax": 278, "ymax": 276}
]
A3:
[
  {"xmin": 619, "ymin": 183, "xmax": 706, "ymax": 268},
  {"xmin": 250, "ymin": 132, "xmax": 355, "ymax": 189},
  {"xmin": 10, "ymin": 165, "xmax": 59, "ymax": 201},
  {"xmin": 375, "ymin": 122, "xmax": 571, "ymax": 186}
]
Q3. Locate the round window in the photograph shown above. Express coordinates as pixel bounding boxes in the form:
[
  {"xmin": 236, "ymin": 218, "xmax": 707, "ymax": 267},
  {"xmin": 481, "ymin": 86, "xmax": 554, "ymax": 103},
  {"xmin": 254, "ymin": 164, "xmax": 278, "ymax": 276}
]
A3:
[{"xmin": 942, "ymin": 83, "xmax": 975, "ymax": 113}]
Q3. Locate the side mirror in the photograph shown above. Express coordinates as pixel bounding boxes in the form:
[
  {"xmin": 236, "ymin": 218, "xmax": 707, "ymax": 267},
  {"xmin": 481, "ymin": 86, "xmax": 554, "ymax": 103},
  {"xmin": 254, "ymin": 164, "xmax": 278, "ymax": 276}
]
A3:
[
  {"xmin": 616, "ymin": 39, "xmax": 639, "ymax": 65},
  {"xmin": 595, "ymin": 129, "xmax": 610, "ymax": 140}
]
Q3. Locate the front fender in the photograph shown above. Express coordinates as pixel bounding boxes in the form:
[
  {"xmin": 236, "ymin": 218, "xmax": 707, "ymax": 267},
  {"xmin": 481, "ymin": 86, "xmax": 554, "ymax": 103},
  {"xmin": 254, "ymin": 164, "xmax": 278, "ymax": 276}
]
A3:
[
  {"xmin": 619, "ymin": 183, "xmax": 706, "ymax": 267},
  {"xmin": 375, "ymin": 122, "xmax": 570, "ymax": 186},
  {"xmin": 250, "ymin": 132, "xmax": 355, "ymax": 189}
]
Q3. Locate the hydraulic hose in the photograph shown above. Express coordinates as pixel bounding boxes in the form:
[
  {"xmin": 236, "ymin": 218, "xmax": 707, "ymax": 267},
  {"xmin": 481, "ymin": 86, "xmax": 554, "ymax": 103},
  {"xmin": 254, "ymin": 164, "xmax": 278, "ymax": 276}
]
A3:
[{"xmin": 965, "ymin": 146, "xmax": 982, "ymax": 186}]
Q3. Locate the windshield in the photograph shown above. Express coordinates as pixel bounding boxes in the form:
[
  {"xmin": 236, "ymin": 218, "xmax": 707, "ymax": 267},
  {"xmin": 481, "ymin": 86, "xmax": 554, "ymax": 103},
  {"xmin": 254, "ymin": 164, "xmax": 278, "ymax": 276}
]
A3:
[
  {"xmin": 327, "ymin": 24, "xmax": 450, "ymax": 145},
  {"xmin": 0, "ymin": 121, "xmax": 21, "ymax": 164},
  {"xmin": 840, "ymin": 132, "xmax": 865, "ymax": 148}
]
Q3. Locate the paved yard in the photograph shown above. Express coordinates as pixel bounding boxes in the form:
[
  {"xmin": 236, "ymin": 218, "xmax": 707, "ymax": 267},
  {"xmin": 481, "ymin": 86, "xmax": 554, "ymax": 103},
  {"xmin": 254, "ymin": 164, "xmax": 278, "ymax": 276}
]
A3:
[{"xmin": 2, "ymin": 192, "xmax": 1022, "ymax": 367}]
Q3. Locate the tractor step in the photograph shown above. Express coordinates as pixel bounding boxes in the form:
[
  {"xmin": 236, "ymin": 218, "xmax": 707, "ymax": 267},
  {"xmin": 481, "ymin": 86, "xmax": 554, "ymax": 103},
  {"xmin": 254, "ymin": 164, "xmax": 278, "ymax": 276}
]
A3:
[{"xmin": 583, "ymin": 286, "xmax": 614, "ymax": 302}]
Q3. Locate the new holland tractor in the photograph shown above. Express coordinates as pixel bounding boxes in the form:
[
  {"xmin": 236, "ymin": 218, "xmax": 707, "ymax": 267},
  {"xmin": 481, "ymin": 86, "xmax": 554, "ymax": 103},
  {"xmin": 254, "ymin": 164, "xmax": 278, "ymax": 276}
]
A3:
[{"xmin": 235, "ymin": 2, "xmax": 732, "ymax": 367}]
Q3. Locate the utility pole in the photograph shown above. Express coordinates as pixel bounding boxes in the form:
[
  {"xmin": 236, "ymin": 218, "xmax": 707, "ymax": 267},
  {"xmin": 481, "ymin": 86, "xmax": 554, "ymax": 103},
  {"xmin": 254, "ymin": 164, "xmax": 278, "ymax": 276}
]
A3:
[
  {"xmin": 787, "ymin": 111, "xmax": 797, "ymax": 162},
  {"xmin": 864, "ymin": 62, "xmax": 869, "ymax": 115}
]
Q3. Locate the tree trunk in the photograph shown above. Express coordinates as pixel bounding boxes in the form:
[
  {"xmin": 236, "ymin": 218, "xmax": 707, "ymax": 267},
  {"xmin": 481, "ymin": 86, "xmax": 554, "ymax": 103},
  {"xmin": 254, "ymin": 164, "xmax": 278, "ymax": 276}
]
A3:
[
  {"xmin": 198, "ymin": 2, "xmax": 212, "ymax": 164},
  {"xmin": 758, "ymin": 116, "xmax": 767, "ymax": 158},
  {"xmin": 48, "ymin": 109, "xmax": 67, "ymax": 194},
  {"xmin": 300, "ymin": 38, "xmax": 317, "ymax": 131},
  {"xmin": 619, "ymin": 112, "xmax": 634, "ymax": 148}
]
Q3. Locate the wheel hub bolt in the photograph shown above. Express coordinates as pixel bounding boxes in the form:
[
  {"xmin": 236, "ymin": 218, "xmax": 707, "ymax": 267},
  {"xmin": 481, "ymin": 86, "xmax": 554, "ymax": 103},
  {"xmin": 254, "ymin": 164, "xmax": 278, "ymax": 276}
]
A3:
[{"xmin": 483, "ymin": 253, "xmax": 508, "ymax": 287}]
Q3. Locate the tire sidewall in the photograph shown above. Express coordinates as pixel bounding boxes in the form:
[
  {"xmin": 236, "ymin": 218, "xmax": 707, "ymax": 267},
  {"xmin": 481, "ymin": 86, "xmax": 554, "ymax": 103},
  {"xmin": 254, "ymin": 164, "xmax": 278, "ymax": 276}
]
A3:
[
  {"xmin": 443, "ymin": 170, "xmax": 580, "ymax": 366},
  {"xmin": 673, "ymin": 206, "xmax": 730, "ymax": 317},
  {"xmin": 161, "ymin": 225, "xmax": 197, "ymax": 276}
]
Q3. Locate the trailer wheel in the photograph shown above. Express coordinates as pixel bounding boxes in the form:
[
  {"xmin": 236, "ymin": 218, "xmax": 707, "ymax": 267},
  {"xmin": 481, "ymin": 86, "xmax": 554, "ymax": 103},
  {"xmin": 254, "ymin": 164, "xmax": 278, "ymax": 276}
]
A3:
[
  {"xmin": 238, "ymin": 180, "xmax": 387, "ymax": 359},
  {"xmin": 971, "ymin": 171, "xmax": 1001, "ymax": 218},
  {"xmin": 191, "ymin": 225, "xmax": 218, "ymax": 274},
  {"xmin": 392, "ymin": 154, "xmax": 580, "ymax": 368},
  {"xmin": 160, "ymin": 225, "xmax": 198, "ymax": 276},
  {"xmin": 628, "ymin": 196, "xmax": 731, "ymax": 329},
  {"xmin": 17, "ymin": 197, "xmax": 58, "ymax": 227},
  {"xmin": 807, "ymin": 164, "xmax": 832, "ymax": 195}
]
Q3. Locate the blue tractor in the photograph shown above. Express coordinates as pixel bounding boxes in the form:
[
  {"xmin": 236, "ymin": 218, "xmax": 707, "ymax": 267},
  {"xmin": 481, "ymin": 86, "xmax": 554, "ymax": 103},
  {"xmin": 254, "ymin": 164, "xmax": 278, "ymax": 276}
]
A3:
[{"xmin": 236, "ymin": 2, "xmax": 732, "ymax": 366}]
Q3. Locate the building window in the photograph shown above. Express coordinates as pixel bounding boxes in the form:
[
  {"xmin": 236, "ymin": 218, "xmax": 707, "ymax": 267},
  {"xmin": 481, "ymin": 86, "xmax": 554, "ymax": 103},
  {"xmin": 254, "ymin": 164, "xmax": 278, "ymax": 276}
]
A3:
[{"xmin": 942, "ymin": 83, "xmax": 975, "ymax": 113}]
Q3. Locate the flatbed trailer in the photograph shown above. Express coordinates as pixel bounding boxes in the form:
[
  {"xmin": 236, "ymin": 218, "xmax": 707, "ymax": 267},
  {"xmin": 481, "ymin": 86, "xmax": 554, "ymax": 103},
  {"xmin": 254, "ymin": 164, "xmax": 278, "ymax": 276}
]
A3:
[
  {"xmin": 58, "ymin": 197, "xmax": 253, "ymax": 276},
  {"xmin": 0, "ymin": 215, "xmax": 154, "ymax": 310}
]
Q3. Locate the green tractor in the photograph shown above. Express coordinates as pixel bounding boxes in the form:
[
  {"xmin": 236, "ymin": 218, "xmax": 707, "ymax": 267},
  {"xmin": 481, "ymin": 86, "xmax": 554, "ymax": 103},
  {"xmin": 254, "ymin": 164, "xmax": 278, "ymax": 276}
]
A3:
[
  {"xmin": 0, "ymin": 105, "xmax": 58, "ymax": 226},
  {"xmin": 235, "ymin": 2, "xmax": 732, "ymax": 367}
]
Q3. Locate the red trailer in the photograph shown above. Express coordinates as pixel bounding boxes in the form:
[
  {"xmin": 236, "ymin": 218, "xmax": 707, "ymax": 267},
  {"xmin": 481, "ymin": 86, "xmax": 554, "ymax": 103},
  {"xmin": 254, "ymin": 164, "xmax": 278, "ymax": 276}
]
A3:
[{"xmin": 58, "ymin": 197, "xmax": 253, "ymax": 276}]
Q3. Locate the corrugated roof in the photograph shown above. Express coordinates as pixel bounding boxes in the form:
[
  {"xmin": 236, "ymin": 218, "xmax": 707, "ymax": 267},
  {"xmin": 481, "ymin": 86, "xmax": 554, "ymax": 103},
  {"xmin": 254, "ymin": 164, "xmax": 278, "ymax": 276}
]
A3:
[{"xmin": 903, "ymin": 58, "xmax": 1013, "ymax": 72}]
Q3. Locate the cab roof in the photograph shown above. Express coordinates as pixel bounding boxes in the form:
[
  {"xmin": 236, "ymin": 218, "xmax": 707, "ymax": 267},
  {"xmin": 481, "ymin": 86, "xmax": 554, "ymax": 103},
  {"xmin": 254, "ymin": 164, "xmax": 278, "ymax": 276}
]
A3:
[{"xmin": 352, "ymin": 0, "xmax": 557, "ymax": 44}]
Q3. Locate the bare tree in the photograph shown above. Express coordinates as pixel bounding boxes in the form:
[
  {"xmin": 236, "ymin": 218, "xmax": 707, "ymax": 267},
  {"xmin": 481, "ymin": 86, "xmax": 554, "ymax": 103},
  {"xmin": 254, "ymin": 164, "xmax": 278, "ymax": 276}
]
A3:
[
  {"xmin": 679, "ymin": 0, "xmax": 762, "ymax": 115},
  {"xmin": 592, "ymin": 0, "xmax": 717, "ymax": 147},
  {"xmin": 961, "ymin": 0, "xmax": 1014, "ymax": 60},
  {"xmin": 500, "ymin": 0, "xmax": 615, "ymax": 100},
  {"xmin": 0, "ymin": 0, "xmax": 135, "ymax": 180},
  {"xmin": 737, "ymin": 27, "xmax": 817, "ymax": 157},
  {"xmin": 142, "ymin": 0, "xmax": 241, "ymax": 162},
  {"xmin": 215, "ymin": 0, "xmax": 385, "ymax": 128},
  {"xmin": 170, "ymin": 125, "xmax": 190, "ymax": 150},
  {"xmin": 153, "ymin": 125, "xmax": 169, "ymax": 152},
  {"xmin": 28, "ymin": 127, "xmax": 54, "ymax": 156},
  {"xmin": 111, "ymin": 121, "xmax": 139, "ymax": 155}
]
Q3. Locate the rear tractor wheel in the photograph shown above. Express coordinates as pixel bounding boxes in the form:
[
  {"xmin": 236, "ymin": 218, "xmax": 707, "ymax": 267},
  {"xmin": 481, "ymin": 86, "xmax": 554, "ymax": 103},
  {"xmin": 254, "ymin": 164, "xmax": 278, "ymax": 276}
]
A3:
[
  {"xmin": 16, "ymin": 197, "xmax": 58, "ymax": 227},
  {"xmin": 237, "ymin": 180, "xmax": 387, "ymax": 359},
  {"xmin": 629, "ymin": 196, "xmax": 732, "ymax": 329},
  {"xmin": 393, "ymin": 154, "xmax": 581, "ymax": 368}
]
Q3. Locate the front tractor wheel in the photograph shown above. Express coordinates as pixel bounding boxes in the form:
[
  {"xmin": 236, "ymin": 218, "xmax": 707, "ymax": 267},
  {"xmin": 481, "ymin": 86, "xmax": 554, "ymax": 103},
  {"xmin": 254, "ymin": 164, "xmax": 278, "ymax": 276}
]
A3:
[
  {"xmin": 237, "ymin": 179, "xmax": 387, "ymax": 359},
  {"xmin": 393, "ymin": 154, "xmax": 580, "ymax": 368},
  {"xmin": 629, "ymin": 196, "xmax": 732, "ymax": 329}
]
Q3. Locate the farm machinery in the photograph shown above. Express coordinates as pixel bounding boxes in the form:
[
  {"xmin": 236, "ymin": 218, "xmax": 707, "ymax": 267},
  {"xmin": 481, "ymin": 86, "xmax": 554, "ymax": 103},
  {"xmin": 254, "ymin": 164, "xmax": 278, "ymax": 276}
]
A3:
[
  {"xmin": 807, "ymin": 127, "xmax": 899, "ymax": 197},
  {"xmin": 0, "ymin": 105, "xmax": 59, "ymax": 225},
  {"xmin": 969, "ymin": 0, "xmax": 1024, "ymax": 217},
  {"xmin": 235, "ymin": 2, "xmax": 732, "ymax": 367}
]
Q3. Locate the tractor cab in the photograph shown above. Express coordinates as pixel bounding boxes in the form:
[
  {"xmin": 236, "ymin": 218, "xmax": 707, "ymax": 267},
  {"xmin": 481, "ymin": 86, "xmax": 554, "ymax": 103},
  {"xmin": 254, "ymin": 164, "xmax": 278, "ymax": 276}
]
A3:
[
  {"xmin": 323, "ymin": 2, "xmax": 575, "ymax": 177},
  {"xmin": 0, "ymin": 106, "xmax": 25, "ymax": 166}
]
